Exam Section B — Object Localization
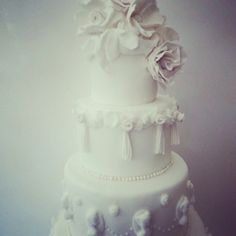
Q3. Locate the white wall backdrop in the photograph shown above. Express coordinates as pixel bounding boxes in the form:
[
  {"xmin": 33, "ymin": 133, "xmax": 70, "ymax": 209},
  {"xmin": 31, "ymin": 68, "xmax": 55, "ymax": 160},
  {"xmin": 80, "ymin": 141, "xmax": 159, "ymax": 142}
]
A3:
[{"xmin": 0, "ymin": 0, "xmax": 235, "ymax": 236}]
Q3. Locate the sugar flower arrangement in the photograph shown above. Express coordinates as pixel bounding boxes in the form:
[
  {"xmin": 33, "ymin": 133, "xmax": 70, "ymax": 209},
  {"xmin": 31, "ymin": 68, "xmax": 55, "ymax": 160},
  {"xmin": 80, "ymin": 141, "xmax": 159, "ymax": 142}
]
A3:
[{"xmin": 77, "ymin": 0, "xmax": 186, "ymax": 88}]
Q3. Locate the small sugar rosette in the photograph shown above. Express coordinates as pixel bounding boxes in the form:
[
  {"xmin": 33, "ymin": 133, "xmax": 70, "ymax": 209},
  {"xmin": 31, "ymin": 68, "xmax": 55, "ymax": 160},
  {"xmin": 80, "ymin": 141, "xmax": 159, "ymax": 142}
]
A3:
[
  {"xmin": 77, "ymin": 3, "xmax": 116, "ymax": 35},
  {"xmin": 111, "ymin": 0, "xmax": 166, "ymax": 40},
  {"xmin": 111, "ymin": 0, "xmax": 135, "ymax": 12},
  {"xmin": 146, "ymin": 42, "xmax": 186, "ymax": 88},
  {"xmin": 126, "ymin": 0, "xmax": 166, "ymax": 38},
  {"xmin": 83, "ymin": 21, "xmax": 140, "ymax": 64},
  {"xmin": 121, "ymin": 118, "xmax": 133, "ymax": 132},
  {"xmin": 76, "ymin": 0, "xmax": 124, "ymax": 35},
  {"xmin": 173, "ymin": 111, "xmax": 185, "ymax": 122},
  {"xmin": 154, "ymin": 114, "xmax": 166, "ymax": 125}
]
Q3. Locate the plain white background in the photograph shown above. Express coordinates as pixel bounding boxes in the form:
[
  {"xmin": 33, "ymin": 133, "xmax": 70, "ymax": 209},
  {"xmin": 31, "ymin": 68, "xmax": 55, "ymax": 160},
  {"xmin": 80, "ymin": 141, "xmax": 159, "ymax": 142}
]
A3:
[{"xmin": 0, "ymin": 0, "xmax": 235, "ymax": 235}]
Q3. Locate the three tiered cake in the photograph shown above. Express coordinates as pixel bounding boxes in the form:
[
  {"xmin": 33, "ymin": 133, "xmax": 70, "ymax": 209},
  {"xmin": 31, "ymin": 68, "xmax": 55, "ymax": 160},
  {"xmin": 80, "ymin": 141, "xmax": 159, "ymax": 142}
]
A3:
[{"xmin": 50, "ymin": 0, "xmax": 209, "ymax": 235}]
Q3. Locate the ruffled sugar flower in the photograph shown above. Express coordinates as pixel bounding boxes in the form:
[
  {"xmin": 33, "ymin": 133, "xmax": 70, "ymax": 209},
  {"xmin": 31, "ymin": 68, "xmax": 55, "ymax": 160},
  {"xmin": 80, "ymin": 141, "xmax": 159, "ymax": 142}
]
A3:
[
  {"xmin": 76, "ymin": 0, "xmax": 122, "ymax": 35},
  {"xmin": 111, "ymin": 0, "xmax": 134, "ymax": 12},
  {"xmin": 173, "ymin": 111, "xmax": 185, "ymax": 122},
  {"xmin": 77, "ymin": 5, "xmax": 115, "ymax": 35},
  {"xmin": 130, "ymin": 1, "xmax": 165, "ymax": 35},
  {"xmin": 112, "ymin": 0, "xmax": 154, "ymax": 15},
  {"xmin": 146, "ymin": 42, "xmax": 186, "ymax": 88},
  {"xmin": 112, "ymin": 0, "xmax": 165, "ymax": 39},
  {"xmin": 83, "ymin": 21, "xmax": 139, "ymax": 64}
]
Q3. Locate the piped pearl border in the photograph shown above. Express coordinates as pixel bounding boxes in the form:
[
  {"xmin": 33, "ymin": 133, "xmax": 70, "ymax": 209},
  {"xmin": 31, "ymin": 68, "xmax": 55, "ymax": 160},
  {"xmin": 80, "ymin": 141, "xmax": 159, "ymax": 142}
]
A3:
[{"xmin": 79, "ymin": 160, "xmax": 174, "ymax": 182}]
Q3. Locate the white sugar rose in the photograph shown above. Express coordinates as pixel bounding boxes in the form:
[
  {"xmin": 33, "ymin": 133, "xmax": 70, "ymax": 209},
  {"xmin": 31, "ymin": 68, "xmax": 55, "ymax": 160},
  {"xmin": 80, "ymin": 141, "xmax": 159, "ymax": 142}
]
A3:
[
  {"xmin": 160, "ymin": 193, "xmax": 170, "ymax": 207},
  {"xmin": 127, "ymin": 0, "xmax": 165, "ymax": 38},
  {"xmin": 173, "ymin": 111, "xmax": 185, "ymax": 122},
  {"xmin": 112, "ymin": 0, "xmax": 155, "ymax": 14},
  {"xmin": 76, "ymin": 0, "xmax": 120, "ymax": 35},
  {"xmin": 155, "ymin": 114, "xmax": 166, "ymax": 125},
  {"xmin": 146, "ymin": 42, "xmax": 186, "ymax": 88},
  {"xmin": 89, "ymin": 10, "xmax": 106, "ymax": 25},
  {"xmin": 121, "ymin": 118, "xmax": 133, "ymax": 131},
  {"xmin": 83, "ymin": 21, "xmax": 139, "ymax": 63},
  {"xmin": 78, "ymin": 6, "xmax": 115, "ymax": 35},
  {"xmin": 112, "ymin": 0, "xmax": 135, "ymax": 12}
]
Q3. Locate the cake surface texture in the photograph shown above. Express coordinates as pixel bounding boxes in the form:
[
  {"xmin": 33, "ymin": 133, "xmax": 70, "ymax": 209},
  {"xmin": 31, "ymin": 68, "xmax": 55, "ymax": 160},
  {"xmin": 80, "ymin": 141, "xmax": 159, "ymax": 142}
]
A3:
[{"xmin": 50, "ymin": 0, "xmax": 210, "ymax": 235}]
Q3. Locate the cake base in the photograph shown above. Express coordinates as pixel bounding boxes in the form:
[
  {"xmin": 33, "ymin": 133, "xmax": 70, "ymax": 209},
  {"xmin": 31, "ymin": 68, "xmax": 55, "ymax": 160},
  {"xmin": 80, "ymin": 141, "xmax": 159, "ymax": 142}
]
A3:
[{"xmin": 49, "ymin": 206, "xmax": 209, "ymax": 236}]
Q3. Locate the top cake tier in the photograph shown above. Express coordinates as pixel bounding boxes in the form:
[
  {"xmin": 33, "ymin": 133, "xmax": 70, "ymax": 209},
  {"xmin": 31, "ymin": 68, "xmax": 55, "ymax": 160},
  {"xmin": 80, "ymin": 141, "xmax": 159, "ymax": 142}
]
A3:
[
  {"xmin": 90, "ymin": 56, "xmax": 157, "ymax": 105},
  {"xmin": 77, "ymin": 0, "xmax": 186, "ymax": 105}
]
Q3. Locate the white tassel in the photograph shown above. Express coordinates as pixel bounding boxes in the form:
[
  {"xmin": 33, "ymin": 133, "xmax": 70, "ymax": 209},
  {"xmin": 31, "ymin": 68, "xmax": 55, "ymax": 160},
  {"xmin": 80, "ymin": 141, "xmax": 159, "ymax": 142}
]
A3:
[
  {"xmin": 122, "ymin": 131, "xmax": 133, "ymax": 161},
  {"xmin": 155, "ymin": 125, "xmax": 165, "ymax": 155},
  {"xmin": 81, "ymin": 124, "xmax": 89, "ymax": 153},
  {"xmin": 171, "ymin": 123, "xmax": 180, "ymax": 145}
]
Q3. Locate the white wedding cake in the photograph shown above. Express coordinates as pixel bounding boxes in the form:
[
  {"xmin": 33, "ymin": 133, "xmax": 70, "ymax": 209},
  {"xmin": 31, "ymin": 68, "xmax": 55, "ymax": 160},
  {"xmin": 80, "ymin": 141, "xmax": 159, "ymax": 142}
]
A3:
[{"xmin": 50, "ymin": 1, "xmax": 210, "ymax": 235}]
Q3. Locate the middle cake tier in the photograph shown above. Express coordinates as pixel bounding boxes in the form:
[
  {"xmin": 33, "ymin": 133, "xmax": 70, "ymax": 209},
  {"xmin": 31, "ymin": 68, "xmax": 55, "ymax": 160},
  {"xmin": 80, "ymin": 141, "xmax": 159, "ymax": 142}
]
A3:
[{"xmin": 75, "ymin": 95, "xmax": 184, "ymax": 177}]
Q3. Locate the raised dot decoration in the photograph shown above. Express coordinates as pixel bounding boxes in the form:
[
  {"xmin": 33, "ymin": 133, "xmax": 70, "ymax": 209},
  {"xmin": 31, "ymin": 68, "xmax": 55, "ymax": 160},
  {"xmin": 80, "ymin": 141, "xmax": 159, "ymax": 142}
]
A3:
[
  {"xmin": 176, "ymin": 196, "xmax": 190, "ymax": 226},
  {"xmin": 75, "ymin": 96, "xmax": 184, "ymax": 131},
  {"xmin": 160, "ymin": 193, "xmax": 170, "ymax": 207}
]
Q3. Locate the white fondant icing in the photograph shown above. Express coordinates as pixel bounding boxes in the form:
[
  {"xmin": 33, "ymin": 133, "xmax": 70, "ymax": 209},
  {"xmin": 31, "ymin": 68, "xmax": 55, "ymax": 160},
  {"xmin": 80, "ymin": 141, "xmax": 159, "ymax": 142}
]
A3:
[
  {"xmin": 176, "ymin": 196, "xmax": 190, "ymax": 226},
  {"xmin": 64, "ymin": 210, "xmax": 74, "ymax": 221},
  {"xmin": 160, "ymin": 193, "xmax": 170, "ymax": 207},
  {"xmin": 74, "ymin": 196, "xmax": 83, "ymax": 206},
  {"xmin": 78, "ymin": 125, "xmax": 172, "ymax": 176},
  {"xmin": 122, "ymin": 130, "xmax": 133, "ymax": 161},
  {"xmin": 50, "ymin": 206, "xmax": 209, "ymax": 236},
  {"xmin": 155, "ymin": 124, "xmax": 165, "ymax": 155},
  {"xmin": 89, "ymin": 56, "xmax": 157, "ymax": 106},
  {"xmin": 170, "ymin": 123, "xmax": 180, "ymax": 146},
  {"xmin": 61, "ymin": 193, "xmax": 74, "ymax": 220},
  {"xmin": 132, "ymin": 209, "xmax": 151, "ymax": 236},
  {"xmin": 63, "ymin": 153, "xmax": 189, "ymax": 236},
  {"xmin": 86, "ymin": 208, "xmax": 105, "ymax": 236},
  {"xmin": 75, "ymin": 95, "xmax": 183, "ymax": 176},
  {"xmin": 61, "ymin": 193, "xmax": 70, "ymax": 210},
  {"xmin": 109, "ymin": 204, "xmax": 120, "ymax": 217},
  {"xmin": 82, "ymin": 125, "xmax": 90, "ymax": 153},
  {"xmin": 186, "ymin": 180, "xmax": 196, "ymax": 204},
  {"xmin": 49, "ymin": 1, "xmax": 209, "ymax": 236}
]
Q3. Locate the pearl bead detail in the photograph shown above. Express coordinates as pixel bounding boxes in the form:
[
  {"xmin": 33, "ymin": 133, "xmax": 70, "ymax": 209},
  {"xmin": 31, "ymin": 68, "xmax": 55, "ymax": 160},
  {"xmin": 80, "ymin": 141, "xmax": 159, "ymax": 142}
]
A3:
[
  {"xmin": 104, "ymin": 218, "xmax": 179, "ymax": 236},
  {"xmin": 79, "ymin": 160, "xmax": 174, "ymax": 182}
]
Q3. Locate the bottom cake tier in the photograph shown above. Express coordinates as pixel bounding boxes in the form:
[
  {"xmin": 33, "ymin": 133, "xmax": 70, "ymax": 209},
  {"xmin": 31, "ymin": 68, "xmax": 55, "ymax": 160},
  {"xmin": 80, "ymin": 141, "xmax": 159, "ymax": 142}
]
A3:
[
  {"xmin": 50, "ymin": 206, "xmax": 209, "ymax": 236},
  {"xmin": 50, "ymin": 153, "xmax": 206, "ymax": 236}
]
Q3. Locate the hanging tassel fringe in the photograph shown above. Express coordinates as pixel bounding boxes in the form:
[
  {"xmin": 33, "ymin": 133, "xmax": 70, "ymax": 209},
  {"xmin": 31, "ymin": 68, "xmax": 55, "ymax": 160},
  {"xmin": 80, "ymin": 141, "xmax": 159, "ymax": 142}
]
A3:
[
  {"xmin": 155, "ymin": 125, "xmax": 165, "ymax": 155},
  {"xmin": 122, "ymin": 131, "xmax": 133, "ymax": 161},
  {"xmin": 171, "ymin": 123, "xmax": 180, "ymax": 146}
]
